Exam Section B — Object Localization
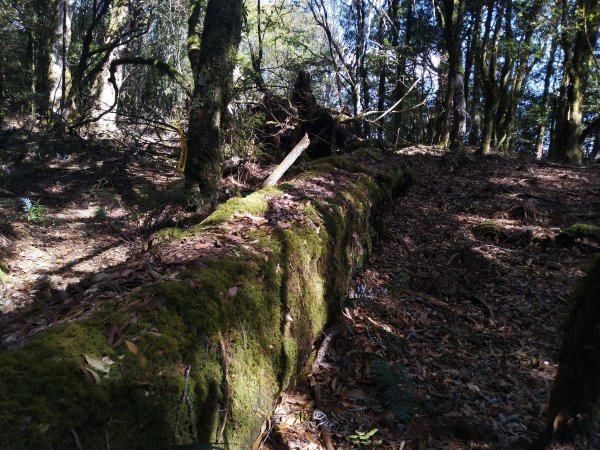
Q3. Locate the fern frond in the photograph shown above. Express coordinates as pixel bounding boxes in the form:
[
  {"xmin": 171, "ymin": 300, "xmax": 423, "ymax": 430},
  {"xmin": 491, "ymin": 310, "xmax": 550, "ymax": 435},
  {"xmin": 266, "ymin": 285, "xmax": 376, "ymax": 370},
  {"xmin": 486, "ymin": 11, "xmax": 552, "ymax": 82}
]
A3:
[
  {"xmin": 370, "ymin": 360, "xmax": 416, "ymax": 421},
  {"xmin": 20, "ymin": 197, "xmax": 32, "ymax": 211}
]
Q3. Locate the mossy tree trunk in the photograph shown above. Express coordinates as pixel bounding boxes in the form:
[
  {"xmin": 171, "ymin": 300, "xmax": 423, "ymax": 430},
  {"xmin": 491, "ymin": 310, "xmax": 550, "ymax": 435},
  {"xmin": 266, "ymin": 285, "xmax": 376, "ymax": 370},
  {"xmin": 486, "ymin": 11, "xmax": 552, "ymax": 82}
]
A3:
[
  {"xmin": 184, "ymin": 0, "xmax": 243, "ymax": 202},
  {"xmin": 542, "ymin": 256, "xmax": 600, "ymax": 448},
  {"xmin": 548, "ymin": 0, "xmax": 600, "ymax": 164}
]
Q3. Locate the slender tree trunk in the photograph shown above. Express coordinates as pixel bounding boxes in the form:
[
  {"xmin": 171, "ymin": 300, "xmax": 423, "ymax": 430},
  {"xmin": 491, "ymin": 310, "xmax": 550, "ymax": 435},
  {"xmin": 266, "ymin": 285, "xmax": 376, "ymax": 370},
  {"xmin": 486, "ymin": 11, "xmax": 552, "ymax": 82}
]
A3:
[
  {"xmin": 451, "ymin": 71, "xmax": 466, "ymax": 149},
  {"xmin": 467, "ymin": 5, "xmax": 483, "ymax": 145},
  {"xmin": 27, "ymin": 0, "xmax": 55, "ymax": 119},
  {"xmin": 549, "ymin": 0, "xmax": 600, "ymax": 163},
  {"xmin": 355, "ymin": 0, "xmax": 369, "ymax": 136},
  {"xmin": 436, "ymin": 0, "xmax": 465, "ymax": 149},
  {"xmin": 26, "ymin": 32, "xmax": 36, "ymax": 120},
  {"xmin": 535, "ymin": 35, "xmax": 558, "ymax": 159},
  {"xmin": 185, "ymin": 0, "xmax": 243, "ymax": 201},
  {"xmin": 392, "ymin": 0, "xmax": 413, "ymax": 133},
  {"xmin": 49, "ymin": 0, "xmax": 74, "ymax": 118},
  {"xmin": 376, "ymin": 12, "xmax": 387, "ymax": 140},
  {"xmin": 479, "ymin": 0, "xmax": 504, "ymax": 154},
  {"xmin": 249, "ymin": 0, "xmax": 267, "ymax": 92},
  {"xmin": 496, "ymin": 0, "xmax": 542, "ymax": 151},
  {"xmin": 493, "ymin": 0, "xmax": 514, "ymax": 150}
]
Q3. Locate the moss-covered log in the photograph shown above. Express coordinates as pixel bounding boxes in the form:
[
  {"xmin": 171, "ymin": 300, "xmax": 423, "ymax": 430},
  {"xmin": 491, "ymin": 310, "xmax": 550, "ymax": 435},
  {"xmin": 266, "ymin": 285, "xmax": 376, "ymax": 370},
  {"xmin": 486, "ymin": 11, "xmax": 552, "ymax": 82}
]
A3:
[
  {"xmin": 0, "ymin": 152, "xmax": 408, "ymax": 449},
  {"xmin": 542, "ymin": 254, "xmax": 600, "ymax": 448},
  {"xmin": 557, "ymin": 223, "xmax": 600, "ymax": 246}
]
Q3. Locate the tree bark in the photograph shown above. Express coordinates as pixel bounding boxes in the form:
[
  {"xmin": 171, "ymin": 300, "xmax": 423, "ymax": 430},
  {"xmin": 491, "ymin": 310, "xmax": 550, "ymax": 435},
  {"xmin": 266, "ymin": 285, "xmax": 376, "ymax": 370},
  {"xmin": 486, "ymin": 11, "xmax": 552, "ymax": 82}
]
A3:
[
  {"xmin": 436, "ymin": 0, "xmax": 466, "ymax": 149},
  {"xmin": 92, "ymin": 0, "xmax": 129, "ymax": 132},
  {"xmin": 479, "ymin": 0, "xmax": 505, "ymax": 154},
  {"xmin": 375, "ymin": 11, "xmax": 387, "ymax": 140},
  {"xmin": 49, "ymin": 0, "xmax": 74, "ymax": 118},
  {"xmin": 542, "ymin": 256, "xmax": 600, "ymax": 447},
  {"xmin": 549, "ymin": 0, "xmax": 600, "ymax": 163},
  {"xmin": 467, "ymin": 5, "xmax": 483, "ymax": 145},
  {"xmin": 535, "ymin": 34, "xmax": 558, "ymax": 159},
  {"xmin": 392, "ymin": 0, "xmax": 413, "ymax": 134},
  {"xmin": 185, "ymin": 0, "xmax": 243, "ymax": 201},
  {"xmin": 496, "ymin": 0, "xmax": 543, "ymax": 151}
]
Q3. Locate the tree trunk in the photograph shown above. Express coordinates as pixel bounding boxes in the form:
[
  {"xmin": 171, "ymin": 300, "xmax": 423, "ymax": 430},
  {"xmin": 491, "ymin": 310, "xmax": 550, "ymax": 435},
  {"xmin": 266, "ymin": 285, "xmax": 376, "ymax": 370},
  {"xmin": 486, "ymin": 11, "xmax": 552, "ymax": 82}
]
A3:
[
  {"xmin": 185, "ymin": 0, "xmax": 243, "ymax": 201},
  {"xmin": 376, "ymin": 11, "xmax": 387, "ymax": 140},
  {"xmin": 92, "ymin": 0, "xmax": 129, "ymax": 132},
  {"xmin": 542, "ymin": 256, "xmax": 600, "ymax": 448},
  {"xmin": 355, "ymin": 0, "xmax": 370, "ymax": 137},
  {"xmin": 392, "ymin": 0, "xmax": 413, "ymax": 134},
  {"xmin": 479, "ymin": 0, "xmax": 504, "ymax": 154},
  {"xmin": 49, "ymin": 0, "xmax": 74, "ymax": 118},
  {"xmin": 437, "ymin": 0, "xmax": 465, "ymax": 150},
  {"xmin": 450, "ymin": 72, "xmax": 467, "ymax": 150},
  {"xmin": 549, "ymin": 0, "xmax": 600, "ymax": 163},
  {"xmin": 535, "ymin": 35, "xmax": 558, "ymax": 159},
  {"xmin": 25, "ymin": 0, "xmax": 55, "ymax": 119},
  {"xmin": 496, "ymin": 0, "xmax": 542, "ymax": 151},
  {"xmin": 592, "ymin": 129, "xmax": 600, "ymax": 160}
]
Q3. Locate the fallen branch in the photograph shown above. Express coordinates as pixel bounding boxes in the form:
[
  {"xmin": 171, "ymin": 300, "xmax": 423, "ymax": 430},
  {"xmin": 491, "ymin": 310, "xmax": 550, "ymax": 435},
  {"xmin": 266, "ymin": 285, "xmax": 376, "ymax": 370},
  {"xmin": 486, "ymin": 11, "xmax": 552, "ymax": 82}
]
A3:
[{"xmin": 262, "ymin": 133, "xmax": 310, "ymax": 188}]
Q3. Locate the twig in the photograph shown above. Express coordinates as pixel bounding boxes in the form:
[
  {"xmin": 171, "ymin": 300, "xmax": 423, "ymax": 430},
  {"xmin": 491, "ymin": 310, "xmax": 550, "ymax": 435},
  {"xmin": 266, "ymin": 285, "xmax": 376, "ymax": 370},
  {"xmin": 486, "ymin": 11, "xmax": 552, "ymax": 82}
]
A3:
[{"xmin": 309, "ymin": 327, "xmax": 340, "ymax": 450}]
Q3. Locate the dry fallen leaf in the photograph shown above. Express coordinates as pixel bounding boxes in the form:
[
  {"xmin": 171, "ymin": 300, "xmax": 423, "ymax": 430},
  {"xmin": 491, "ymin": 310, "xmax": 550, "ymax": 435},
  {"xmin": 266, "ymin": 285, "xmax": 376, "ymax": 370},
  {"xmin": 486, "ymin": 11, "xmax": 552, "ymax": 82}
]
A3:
[
  {"xmin": 125, "ymin": 340, "xmax": 139, "ymax": 355},
  {"xmin": 80, "ymin": 366, "xmax": 101, "ymax": 384},
  {"xmin": 83, "ymin": 354, "xmax": 113, "ymax": 374}
]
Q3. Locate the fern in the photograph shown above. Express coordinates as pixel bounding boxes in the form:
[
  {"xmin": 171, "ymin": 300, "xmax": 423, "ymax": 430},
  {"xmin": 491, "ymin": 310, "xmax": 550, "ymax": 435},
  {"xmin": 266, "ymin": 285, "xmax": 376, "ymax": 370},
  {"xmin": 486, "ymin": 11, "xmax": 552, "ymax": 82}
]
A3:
[
  {"xmin": 370, "ymin": 360, "xmax": 416, "ymax": 421},
  {"xmin": 20, "ymin": 197, "xmax": 46, "ymax": 223},
  {"xmin": 19, "ymin": 197, "xmax": 32, "ymax": 211}
]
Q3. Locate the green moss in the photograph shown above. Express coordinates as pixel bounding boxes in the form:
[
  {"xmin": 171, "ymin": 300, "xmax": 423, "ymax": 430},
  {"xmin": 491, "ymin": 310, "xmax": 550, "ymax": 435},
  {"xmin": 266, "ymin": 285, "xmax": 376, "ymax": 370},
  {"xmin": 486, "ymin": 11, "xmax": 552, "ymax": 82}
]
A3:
[
  {"xmin": 0, "ymin": 153, "xmax": 409, "ymax": 449},
  {"xmin": 344, "ymin": 139, "xmax": 386, "ymax": 154},
  {"xmin": 472, "ymin": 221, "xmax": 506, "ymax": 241},
  {"xmin": 558, "ymin": 223, "xmax": 600, "ymax": 245}
]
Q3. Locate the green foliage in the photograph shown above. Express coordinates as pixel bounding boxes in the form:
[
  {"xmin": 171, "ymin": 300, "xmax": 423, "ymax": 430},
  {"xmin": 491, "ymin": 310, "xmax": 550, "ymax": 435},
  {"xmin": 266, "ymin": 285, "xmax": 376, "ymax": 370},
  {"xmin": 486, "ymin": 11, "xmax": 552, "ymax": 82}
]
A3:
[
  {"xmin": 346, "ymin": 428, "xmax": 383, "ymax": 448},
  {"xmin": 557, "ymin": 223, "xmax": 600, "ymax": 245},
  {"xmin": 472, "ymin": 221, "xmax": 505, "ymax": 241},
  {"xmin": 20, "ymin": 197, "xmax": 47, "ymax": 223},
  {"xmin": 370, "ymin": 360, "xmax": 416, "ymax": 421},
  {"xmin": 93, "ymin": 206, "xmax": 107, "ymax": 220}
]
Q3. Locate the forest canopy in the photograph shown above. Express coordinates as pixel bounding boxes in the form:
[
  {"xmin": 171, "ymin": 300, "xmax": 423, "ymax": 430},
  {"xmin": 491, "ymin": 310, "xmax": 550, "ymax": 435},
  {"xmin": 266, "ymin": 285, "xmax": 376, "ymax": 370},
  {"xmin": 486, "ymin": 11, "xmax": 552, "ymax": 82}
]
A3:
[{"xmin": 0, "ymin": 0, "xmax": 598, "ymax": 190}]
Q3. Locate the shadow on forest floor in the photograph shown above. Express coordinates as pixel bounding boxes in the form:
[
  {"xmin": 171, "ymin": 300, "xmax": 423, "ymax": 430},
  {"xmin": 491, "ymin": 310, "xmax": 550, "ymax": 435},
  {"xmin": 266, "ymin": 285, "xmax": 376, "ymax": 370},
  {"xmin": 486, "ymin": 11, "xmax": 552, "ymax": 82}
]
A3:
[
  {"xmin": 264, "ymin": 147, "xmax": 600, "ymax": 450},
  {"xmin": 0, "ymin": 126, "xmax": 263, "ymax": 324},
  {"xmin": 1, "ymin": 130, "xmax": 599, "ymax": 449}
]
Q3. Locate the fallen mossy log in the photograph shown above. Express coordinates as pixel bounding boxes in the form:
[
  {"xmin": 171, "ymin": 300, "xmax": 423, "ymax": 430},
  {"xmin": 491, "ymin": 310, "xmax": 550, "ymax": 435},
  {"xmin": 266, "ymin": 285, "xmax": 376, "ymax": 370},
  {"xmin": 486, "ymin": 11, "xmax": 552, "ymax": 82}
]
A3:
[{"xmin": 0, "ymin": 152, "xmax": 409, "ymax": 450}]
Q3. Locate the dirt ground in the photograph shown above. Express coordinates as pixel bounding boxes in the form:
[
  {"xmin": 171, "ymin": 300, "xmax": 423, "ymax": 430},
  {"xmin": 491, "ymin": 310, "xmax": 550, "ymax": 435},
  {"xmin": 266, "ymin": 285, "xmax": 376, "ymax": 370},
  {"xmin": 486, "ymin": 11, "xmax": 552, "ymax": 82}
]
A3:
[
  {"xmin": 1, "ymin": 132, "xmax": 599, "ymax": 449},
  {"xmin": 264, "ymin": 148, "xmax": 600, "ymax": 450}
]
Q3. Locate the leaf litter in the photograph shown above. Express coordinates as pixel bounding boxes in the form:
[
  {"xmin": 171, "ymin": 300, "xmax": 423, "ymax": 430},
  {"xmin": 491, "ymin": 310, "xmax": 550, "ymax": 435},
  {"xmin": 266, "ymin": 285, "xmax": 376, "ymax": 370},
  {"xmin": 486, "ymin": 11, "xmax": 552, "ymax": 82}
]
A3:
[{"xmin": 259, "ymin": 148, "xmax": 600, "ymax": 450}]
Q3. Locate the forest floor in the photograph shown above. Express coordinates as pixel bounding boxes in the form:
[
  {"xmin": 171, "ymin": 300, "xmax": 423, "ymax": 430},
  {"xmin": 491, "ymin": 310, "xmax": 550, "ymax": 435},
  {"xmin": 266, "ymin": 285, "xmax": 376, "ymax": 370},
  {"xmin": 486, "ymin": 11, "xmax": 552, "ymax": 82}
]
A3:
[
  {"xmin": 1, "ymin": 129, "xmax": 599, "ymax": 449},
  {"xmin": 267, "ymin": 147, "xmax": 600, "ymax": 450}
]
